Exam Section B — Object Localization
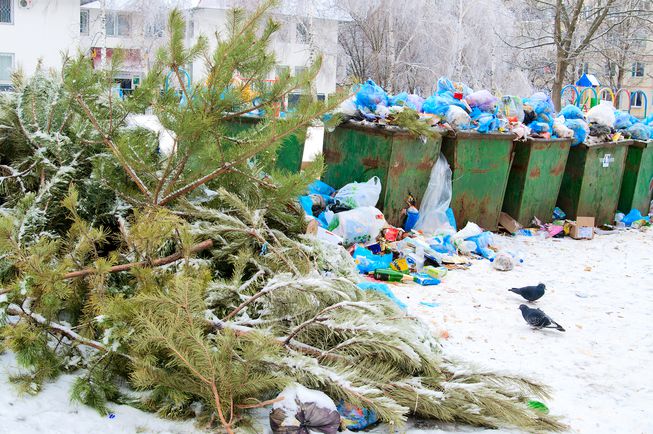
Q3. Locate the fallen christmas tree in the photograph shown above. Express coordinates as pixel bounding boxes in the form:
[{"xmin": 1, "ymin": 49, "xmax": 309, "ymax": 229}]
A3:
[{"xmin": 0, "ymin": 3, "xmax": 566, "ymax": 433}]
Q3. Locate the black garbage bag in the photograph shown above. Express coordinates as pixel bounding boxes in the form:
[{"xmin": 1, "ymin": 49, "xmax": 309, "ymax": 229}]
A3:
[{"xmin": 269, "ymin": 384, "xmax": 340, "ymax": 434}]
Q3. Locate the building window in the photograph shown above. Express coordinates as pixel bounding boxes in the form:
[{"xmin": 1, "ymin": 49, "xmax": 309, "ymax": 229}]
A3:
[
  {"xmin": 294, "ymin": 66, "xmax": 307, "ymax": 76},
  {"xmin": 80, "ymin": 10, "xmax": 89, "ymax": 34},
  {"xmin": 605, "ymin": 61, "xmax": 616, "ymax": 78},
  {"xmin": 145, "ymin": 19, "xmax": 165, "ymax": 37},
  {"xmin": 631, "ymin": 92, "xmax": 644, "ymax": 108},
  {"xmin": 0, "ymin": 0, "xmax": 12, "ymax": 24},
  {"xmin": 631, "ymin": 62, "xmax": 645, "ymax": 77},
  {"xmin": 106, "ymin": 12, "xmax": 131, "ymax": 37},
  {"xmin": 275, "ymin": 65, "xmax": 290, "ymax": 78},
  {"xmin": 0, "ymin": 53, "xmax": 14, "ymax": 91},
  {"xmin": 296, "ymin": 18, "xmax": 310, "ymax": 44},
  {"xmin": 577, "ymin": 62, "xmax": 589, "ymax": 76}
]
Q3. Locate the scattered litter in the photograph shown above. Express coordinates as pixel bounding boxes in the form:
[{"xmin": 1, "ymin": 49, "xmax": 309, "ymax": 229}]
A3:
[{"xmin": 419, "ymin": 301, "xmax": 440, "ymax": 308}]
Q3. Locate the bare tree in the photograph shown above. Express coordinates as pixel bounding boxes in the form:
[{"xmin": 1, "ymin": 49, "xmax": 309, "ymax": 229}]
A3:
[{"xmin": 508, "ymin": 0, "xmax": 651, "ymax": 109}]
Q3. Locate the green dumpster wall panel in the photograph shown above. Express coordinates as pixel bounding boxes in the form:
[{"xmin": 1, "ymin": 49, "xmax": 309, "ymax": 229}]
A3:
[
  {"xmin": 618, "ymin": 140, "xmax": 653, "ymax": 215},
  {"xmin": 322, "ymin": 123, "xmax": 442, "ymax": 226},
  {"xmin": 441, "ymin": 132, "xmax": 515, "ymax": 231},
  {"xmin": 503, "ymin": 138, "xmax": 572, "ymax": 226},
  {"xmin": 225, "ymin": 117, "xmax": 306, "ymax": 173},
  {"xmin": 557, "ymin": 141, "xmax": 630, "ymax": 225}
]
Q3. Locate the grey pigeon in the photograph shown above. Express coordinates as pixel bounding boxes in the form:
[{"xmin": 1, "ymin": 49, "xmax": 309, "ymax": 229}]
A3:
[
  {"xmin": 509, "ymin": 283, "xmax": 546, "ymax": 302},
  {"xmin": 519, "ymin": 304, "xmax": 565, "ymax": 332}
]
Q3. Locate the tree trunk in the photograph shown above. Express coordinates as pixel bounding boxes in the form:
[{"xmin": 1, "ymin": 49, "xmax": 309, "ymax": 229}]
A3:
[{"xmin": 552, "ymin": 59, "xmax": 568, "ymax": 111}]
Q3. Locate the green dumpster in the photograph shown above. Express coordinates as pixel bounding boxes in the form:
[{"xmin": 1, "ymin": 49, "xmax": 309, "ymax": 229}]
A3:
[
  {"xmin": 322, "ymin": 121, "xmax": 442, "ymax": 226},
  {"xmin": 618, "ymin": 140, "xmax": 653, "ymax": 215},
  {"xmin": 502, "ymin": 138, "xmax": 572, "ymax": 226},
  {"xmin": 557, "ymin": 141, "xmax": 631, "ymax": 225},
  {"xmin": 225, "ymin": 116, "xmax": 306, "ymax": 173},
  {"xmin": 441, "ymin": 131, "xmax": 515, "ymax": 231}
]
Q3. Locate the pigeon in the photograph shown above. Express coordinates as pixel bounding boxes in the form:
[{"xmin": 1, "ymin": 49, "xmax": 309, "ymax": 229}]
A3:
[
  {"xmin": 519, "ymin": 304, "xmax": 565, "ymax": 332},
  {"xmin": 509, "ymin": 283, "xmax": 546, "ymax": 302}
]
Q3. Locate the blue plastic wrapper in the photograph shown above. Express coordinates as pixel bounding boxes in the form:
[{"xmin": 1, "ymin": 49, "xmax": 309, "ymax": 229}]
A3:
[
  {"xmin": 446, "ymin": 208, "xmax": 457, "ymax": 231},
  {"xmin": 526, "ymin": 92, "xmax": 555, "ymax": 116},
  {"xmin": 621, "ymin": 209, "xmax": 650, "ymax": 226},
  {"xmin": 308, "ymin": 179, "xmax": 335, "ymax": 196},
  {"xmin": 559, "ymin": 105, "xmax": 585, "ymax": 120},
  {"xmin": 553, "ymin": 207, "xmax": 566, "ymax": 220},
  {"xmin": 465, "ymin": 231, "xmax": 495, "ymax": 260},
  {"xmin": 337, "ymin": 400, "xmax": 379, "ymax": 431},
  {"xmin": 353, "ymin": 246, "xmax": 393, "ymax": 273},
  {"xmin": 355, "ymin": 79, "xmax": 388, "ymax": 111},
  {"xmin": 564, "ymin": 119, "xmax": 589, "ymax": 146},
  {"xmin": 627, "ymin": 123, "xmax": 651, "ymax": 141},
  {"xmin": 430, "ymin": 234, "xmax": 456, "ymax": 254},
  {"xmin": 470, "ymin": 108, "xmax": 500, "ymax": 133},
  {"xmin": 357, "ymin": 282, "xmax": 406, "ymax": 309},
  {"xmin": 614, "ymin": 110, "xmax": 633, "ymax": 129},
  {"xmin": 529, "ymin": 121, "xmax": 550, "ymax": 133},
  {"xmin": 298, "ymin": 196, "xmax": 314, "ymax": 216}
]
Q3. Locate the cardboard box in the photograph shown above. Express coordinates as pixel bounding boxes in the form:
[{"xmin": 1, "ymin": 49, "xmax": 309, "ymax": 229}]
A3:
[
  {"xmin": 570, "ymin": 216, "xmax": 595, "ymax": 240},
  {"xmin": 499, "ymin": 212, "xmax": 522, "ymax": 234}
]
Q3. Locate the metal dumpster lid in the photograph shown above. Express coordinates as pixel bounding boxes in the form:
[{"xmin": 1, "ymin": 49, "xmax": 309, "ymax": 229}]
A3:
[
  {"xmin": 578, "ymin": 140, "xmax": 633, "ymax": 149},
  {"xmin": 628, "ymin": 139, "xmax": 653, "ymax": 149},
  {"xmin": 445, "ymin": 130, "xmax": 516, "ymax": 140},
  {"xmin": 338, "ymin": 119, "xmax": 445, "ymax": 138}
]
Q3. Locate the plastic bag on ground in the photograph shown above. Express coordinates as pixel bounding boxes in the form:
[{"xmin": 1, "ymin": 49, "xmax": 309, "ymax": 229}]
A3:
[
  {"xmin": 492, "ymin": 251, "xmax": 515, "ymax": 271},
  {"xmin": 337, "ymin": 401, "xmax": 379, "ymax": 431},
  {"xmin": 446, "ymin": 105, "xmax": 471, "ymax": 129},
  {"xmin": 357, "ymin": 282, "xmax": 407, "ymax": 309},
  {"xmin": 353, "ymin": 246, "xmax": 392, "ymax": 273},
  {"xmin": 465, "ymin": 89, "xmax": 498, "ymax": 112},
  {"xmin": 270, "ymin": 383, "xmax": 340, "ymax": 434},
  {"xmin": 586, "ymin": 101, "xmax": 616, "ymax": 128},
  {"xmin": 334, "ymin": 176, "xmax": 382, "ymax": 208},
  {"xmin": 452, "ymin": 221, "xmax": 483, "ymax": 241},
  {"xmin": 415, "ymin": 153, "xmax": 454, "ymax": 234},
  {"xmin": 621, "ymin": 208, "xmax": 650, "ymax": 226},
  {"xmin": 327, "ymin": 207, "xmax": 386, "ymax": 245}
]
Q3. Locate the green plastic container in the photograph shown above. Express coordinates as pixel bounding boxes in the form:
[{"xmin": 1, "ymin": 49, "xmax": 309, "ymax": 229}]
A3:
[
  {"xmin": 618, "ymin": 140, "xmax": 653, "ymax": 215},
  {"xmin": 557, "ymin": 141, "xmax": 631, "ymax": 225},
  {"xmin": 441, "ymin": 131, "xmax": 515, "ymax": 231},
  {"xmin": 322, "ymin": 122, "xmax": 442, "ymax": 226},
  {"xmin": 503, "ymin": 138, "xmax": 572, "ymax": 226},
  {"xmin": 225, "ymin": 116, "xmax": 306, "ymax": 173}
]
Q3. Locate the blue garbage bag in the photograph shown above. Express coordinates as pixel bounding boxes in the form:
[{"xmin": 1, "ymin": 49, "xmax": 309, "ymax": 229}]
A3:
[
  {"xmin": 564, "ymin": 119, "xmax": 589, "ymax": 146},
  {"xmin": 627, "ymin": 123, "xmax": 651, "ymax": 141},
  {"xmin": 430, "ymin": 234, "xmax": 456, "ymax": 254},
  {"xmin": 614, "ymin": 110, "xmax": 633, "ymax": 129},
  {"xmin": 559, "ymin": 105, "xmax": 585, "ymax": 121},
  {"xmin": 308, "ymin": 179, "xmax": 335, "ymax": 197},
  {"xmin": 422, "ymin": 94, "xmax": 452, "ymax": 116},
  {"xmin": 465, "ymin": 231, "xmax": 495, "ymax": 260},
  {"xmin": 299, "ymin": 196, "xmax": 314, "ymax": 216},
  {"xmin": 357, "ymin": 282, "xmax": 406, "ymax": 309},
  {"xmin": 352, "ymin": 246, "xmax": 393, "ymax": 273},
  {"xmin": 470, "ymin": 108, "xmax": 500, "ymax": 133},
  {"xmin": 389, "ymin": 92, "xmax": 424, "ymax": 111},
  {"xmin": 529, "ymin": 121, "xmax": 550, "ymax": 134},
  {"xmin": 621, "ymin": 208, "xmax": 650, "ymax": 226},
  {"xmin": 355, "ymin": 79, "xmax": 388, "ymax": 111},
  {"xmin": 526, "ymin": 92, "xmax": 555, "ymax": 116}
]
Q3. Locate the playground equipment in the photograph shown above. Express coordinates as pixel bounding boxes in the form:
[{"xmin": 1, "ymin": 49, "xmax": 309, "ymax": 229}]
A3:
[
  {"xmin": 164, "ymin": 67, "xmax": 192, "ymax": 106},
  {"xmin": 561, "ymin": 85, "xmax": 580, "ymax": 107},
  {"xmin": 599, "ymin": 87, "xmax": 615, "ymax": 105},
  {"xmin": 614, "ymin": 88, "xmax": 631, "ymax": 110},
  {"xmin": 577, "ymin": 87, "xmax": 598, "ymax": 111}
]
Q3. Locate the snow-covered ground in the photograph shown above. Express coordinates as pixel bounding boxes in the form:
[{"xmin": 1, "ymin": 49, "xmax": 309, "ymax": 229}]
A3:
[{"xmin": 2, "ymin": 229, "xmax": 652, "ymax": 433}]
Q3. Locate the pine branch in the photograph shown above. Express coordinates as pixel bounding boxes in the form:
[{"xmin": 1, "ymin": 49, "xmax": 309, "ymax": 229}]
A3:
[
  {"xmin": 6, "ymin": 303, "xmax": 130, "ymax": 359},
  {"xmin": 74, "ymin": 94, "xmax": 152, "ymax": 199},
  {"xmin": 63, "ymin": 239, "xmax": 214, "ymax": 280}
]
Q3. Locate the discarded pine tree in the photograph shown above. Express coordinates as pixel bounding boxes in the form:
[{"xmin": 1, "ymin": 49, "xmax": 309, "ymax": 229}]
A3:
[{"xmin": 0, "ymin": 3, "xmax": 565, "ymax": 432}]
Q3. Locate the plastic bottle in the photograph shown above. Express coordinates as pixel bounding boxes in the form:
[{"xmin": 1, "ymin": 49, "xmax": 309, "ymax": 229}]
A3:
[{"xmin": 404, "ymin": 206, "xmax": 419, "ymax": 231}]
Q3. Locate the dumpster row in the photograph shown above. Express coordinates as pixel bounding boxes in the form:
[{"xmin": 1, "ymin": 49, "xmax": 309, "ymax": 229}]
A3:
[{"xmin": 322, "ymin": 123, "xmax": 652, "ymax": 231}]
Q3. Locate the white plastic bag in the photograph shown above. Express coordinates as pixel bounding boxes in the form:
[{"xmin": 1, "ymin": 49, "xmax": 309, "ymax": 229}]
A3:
[
  {"xmin": 329, "ymin": 207, "xmax": 386, "ymax": 245},
  {"xmin": 334, "ymin": 176, "xmax": 382, "ymax": 209},
  {"xmin": 445, "ymin": 105, "xmax": 471, "ymax": 129},
  {"xmin": 586, "ymin": 101, "xmax": 616, "ymax": 128},
  {"xmin": 553, "ymin": 116, "xmax": 574, "ymax": 138},
  {"xmin": 415, "ymin": 154, "xmax": 453, "ymax": 234}
]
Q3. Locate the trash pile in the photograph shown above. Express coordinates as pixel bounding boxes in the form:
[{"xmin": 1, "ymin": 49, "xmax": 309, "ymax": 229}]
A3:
[
  {"xmin": 301, "ymin": 155, "xmax": 526, "ymax": 279},
  {"xmin": 553, "ymin": 100, "xmax": 653, "ymax": 145}
]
